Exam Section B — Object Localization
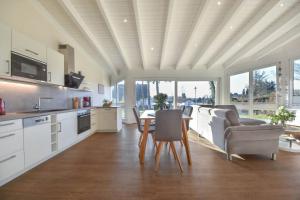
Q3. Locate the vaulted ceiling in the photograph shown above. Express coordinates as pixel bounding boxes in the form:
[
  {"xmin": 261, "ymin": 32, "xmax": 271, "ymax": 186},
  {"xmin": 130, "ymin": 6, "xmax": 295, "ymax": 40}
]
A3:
[{"xmin": 36, "ymin": 0, "xmax": 300, "ymax": 75}]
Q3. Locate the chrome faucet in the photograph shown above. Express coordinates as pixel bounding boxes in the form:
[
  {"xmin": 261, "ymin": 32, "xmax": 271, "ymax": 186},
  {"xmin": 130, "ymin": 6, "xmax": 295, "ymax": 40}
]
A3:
[{"xmin": 33, "ymin": 97, "xmax": 53, "ymax": 111}]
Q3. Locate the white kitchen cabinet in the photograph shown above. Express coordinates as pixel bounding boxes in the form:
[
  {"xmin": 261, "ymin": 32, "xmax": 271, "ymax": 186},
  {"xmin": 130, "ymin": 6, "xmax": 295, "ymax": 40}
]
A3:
[
  {"xmin": 0, "ymin": 129, "xmax": 23, "ymax": 159},
  {"xmin": 96, "ymin": 107, "xmax": 122, "ymax": 132},
  {"xmin": 46, "ymin": 48, "xmax": 64, "ymax": 85},
  {"xmin": 0, "ymin": 23, "xmax": 11, "ymax": 76},
  {"xmin": 91, "ymin": 109, "xmax": 97, "ymax": 133},
  {"xmin": 57, "ymin": 111, "xmax": 77, "ymax": 150},
  {"xmin": 0, "ymin": 151, "xmax": 24, "ymax": 183},
  {"xmin": 12, "ymin": 30, "xmax": 46, "ymax": 62}
]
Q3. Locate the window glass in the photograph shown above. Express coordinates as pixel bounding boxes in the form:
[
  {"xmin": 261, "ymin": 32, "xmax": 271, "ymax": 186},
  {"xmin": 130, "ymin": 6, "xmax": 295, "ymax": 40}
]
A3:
[
  {"xmin": 177, "ymin": 81, "xmax": 215, "ymax": 106},
  {"xmin": 253, "ymin": 66, "xmax": 276, "ymax": 104},
  {"xmin": 253, "ymin": 110, "xmax": 275, "ymax": 121},
  {"xmin": 117, "ymin": 80, "xmax": 125, "ymax": 119},
  {"xmin": 230, "ymin": 72, "xmax": 249, "ymax": 103},
  {"xmin": 293, "ymin": 59, "xmax": 300, "ymax": 96}
]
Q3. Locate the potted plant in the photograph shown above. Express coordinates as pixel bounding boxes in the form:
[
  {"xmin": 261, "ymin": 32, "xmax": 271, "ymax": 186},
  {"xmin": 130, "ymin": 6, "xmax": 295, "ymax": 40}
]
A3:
[
  {"xmin": 102, "ymin": 99, "xmax": 112, "ymax": 107},
  {"xmin": 268, "ymin": 106, "xmax": 296, "ymax": 126},
  {"xmin": 154, "ymin": 93, "xmax": 168, "ymax": 110}
]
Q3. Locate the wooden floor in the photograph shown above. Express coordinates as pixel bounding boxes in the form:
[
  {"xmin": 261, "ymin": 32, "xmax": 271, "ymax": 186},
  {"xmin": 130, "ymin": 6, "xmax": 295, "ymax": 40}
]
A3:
[{"xmin": 1, "ymin": 124, "xmax": 300, "ymax": 200}]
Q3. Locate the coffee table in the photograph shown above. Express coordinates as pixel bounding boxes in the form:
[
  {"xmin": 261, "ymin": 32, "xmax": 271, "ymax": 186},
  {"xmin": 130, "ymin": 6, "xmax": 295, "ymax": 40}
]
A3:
[{"xmin": 279, "ymin": 125, "xmax": 300, "ymax": 152}]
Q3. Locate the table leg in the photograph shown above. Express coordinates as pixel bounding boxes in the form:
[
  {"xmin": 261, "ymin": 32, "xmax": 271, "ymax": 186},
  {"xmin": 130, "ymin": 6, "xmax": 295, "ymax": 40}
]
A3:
[
  {"xmin": 139, "ymin": 119, "xmax": 150, "ymax": 164},
  {"xmin": 182, "ymin": 119, "xmax": 192, "ymax": 165}
]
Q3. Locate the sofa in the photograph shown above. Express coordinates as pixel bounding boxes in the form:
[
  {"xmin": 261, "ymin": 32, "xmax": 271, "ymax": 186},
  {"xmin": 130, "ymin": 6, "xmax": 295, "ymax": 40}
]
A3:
[{"xmin": 197, "ymin": 106, "xmax": 284, "ymax": 160}]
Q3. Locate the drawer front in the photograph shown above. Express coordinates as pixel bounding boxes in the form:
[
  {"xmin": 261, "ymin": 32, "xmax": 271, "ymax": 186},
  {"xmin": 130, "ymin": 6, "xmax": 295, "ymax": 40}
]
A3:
[
  {"xmin": 0, "ymin": 129, "xmax": 23, "ymax": 158},
  {"xmin": 57, "ymin": 111, "xmax": 76, "ymax": 121},
  {"xmin": 0, "ymin": 151, "xmax": 24, "ymax": 182},
  {"xmin": 0, "ymin": 119, "xmax": 22, "ymax": 134}
]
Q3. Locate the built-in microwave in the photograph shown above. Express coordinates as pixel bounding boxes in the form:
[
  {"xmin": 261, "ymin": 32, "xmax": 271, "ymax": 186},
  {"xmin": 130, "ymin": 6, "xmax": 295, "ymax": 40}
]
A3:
[{"xmin": 11, "ymin": 52, "xmax": 47, "ymax": 81}]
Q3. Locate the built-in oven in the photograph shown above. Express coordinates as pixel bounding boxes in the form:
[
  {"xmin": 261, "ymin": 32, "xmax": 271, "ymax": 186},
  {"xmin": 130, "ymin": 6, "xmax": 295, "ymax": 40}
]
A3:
[
  {"xmin": 11, "ymin": 52, "xmax": 47, "ymax": 81},
  {"xmin": 77, "ymin": 109, "xmax": 91, "ymax": 134}
]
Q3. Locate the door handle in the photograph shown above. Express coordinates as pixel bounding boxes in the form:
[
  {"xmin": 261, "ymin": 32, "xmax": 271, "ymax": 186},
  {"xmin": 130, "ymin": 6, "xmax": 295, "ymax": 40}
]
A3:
[
  {"xmin": 6, "ymin": 60, "xmax": 10, "ymax": 74},
  {"xmin": 0, "ymin": 155, "xmax": 16, "ymax": 164},
  {"xmin": 25, "ymin": 49, "xmax": 39, "ymax": 56},
  {"xmin": 0, "ymin": 133, "xmax": 15, "ymax": 139},
  {"xmin": 57, "ymin": 122, "xmax": 62, "ymax": 132},
  {"xmin": 48, "ymin": 72, "xmax": 52, "ymax": 82}
]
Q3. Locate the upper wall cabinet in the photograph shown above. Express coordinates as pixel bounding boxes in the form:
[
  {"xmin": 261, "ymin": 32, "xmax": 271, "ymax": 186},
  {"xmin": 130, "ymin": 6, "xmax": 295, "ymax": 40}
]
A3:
[
  {"xmin": 47, "ymin": 48, "xmax": 64, "ymax": 86},
  {"xmin": 12, "ymin": 31, "xmax": 46, "ymax": 62},
  {"xmin": 0, "ymin": 23, "xmax": 11, "ymax": 76}
]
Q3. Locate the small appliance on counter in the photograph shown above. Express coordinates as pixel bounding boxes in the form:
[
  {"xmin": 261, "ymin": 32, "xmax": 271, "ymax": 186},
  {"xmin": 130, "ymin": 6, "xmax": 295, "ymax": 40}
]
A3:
[
  {"xmin": 73, "ymin": 97, "xmax": 80, "ymax": 109},
  {"xmin": 83, "ymin": 96, "xmax": 91, "ymax": 107},
  {"xmin": 0, "ymin": 98, "xmax": 5, "ymax": 115}
]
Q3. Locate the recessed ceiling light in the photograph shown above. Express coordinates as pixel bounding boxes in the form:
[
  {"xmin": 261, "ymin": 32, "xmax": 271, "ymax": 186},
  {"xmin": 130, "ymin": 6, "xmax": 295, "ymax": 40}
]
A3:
[
  {"xmin": 280, "ymin": 2, "xmax": 284, "ymax": 7},
  {"xmin": 150, "ymin": 47, "xmax": 154, "ymax": 51},
  {"xmin": 217, "ymin": 1, "xmax": 221, "ymax": 6},
  {"xmin": 123, "ymin": 18, "xmax": 128, "ymax": 23},
  {"xmin": 229, "ymin": 25, "xmax": 233, "ymax": 30}
]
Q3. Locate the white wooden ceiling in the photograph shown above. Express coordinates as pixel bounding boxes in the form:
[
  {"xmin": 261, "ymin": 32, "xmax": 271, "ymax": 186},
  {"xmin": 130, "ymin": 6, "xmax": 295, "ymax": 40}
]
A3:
[{"xmin": 36, "ymin": 0, "xmax": 300, "ymax": 74}]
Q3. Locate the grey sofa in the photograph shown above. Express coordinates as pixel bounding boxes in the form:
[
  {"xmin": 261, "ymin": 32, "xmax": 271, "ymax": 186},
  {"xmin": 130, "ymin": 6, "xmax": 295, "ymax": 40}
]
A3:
[{"xmin": 197, "ymin": 106, "xmax": 283, "ymax": 160}]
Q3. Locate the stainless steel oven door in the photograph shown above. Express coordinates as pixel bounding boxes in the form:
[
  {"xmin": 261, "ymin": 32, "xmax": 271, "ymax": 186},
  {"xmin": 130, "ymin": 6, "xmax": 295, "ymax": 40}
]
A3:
[{"xmin": 11, "ymin": 52, "xmax": 47, "ymax": 81}]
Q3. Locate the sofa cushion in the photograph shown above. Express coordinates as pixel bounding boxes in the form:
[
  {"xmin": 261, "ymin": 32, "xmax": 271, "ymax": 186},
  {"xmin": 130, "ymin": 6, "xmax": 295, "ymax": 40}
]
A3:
[
  {"xmin": 215, "ymin": 105, "xmax": 240, "ymax": 118},
  {"xmin": 211, "ymin": 109, "xmax": 240, "ymax": 126},
  {"xmin": 239, "ymin": 118, "xmax": 266, "ymax": 126}
]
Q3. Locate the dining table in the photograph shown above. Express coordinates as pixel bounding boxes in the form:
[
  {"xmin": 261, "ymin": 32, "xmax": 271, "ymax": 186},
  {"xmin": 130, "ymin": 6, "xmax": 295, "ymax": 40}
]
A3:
[{"xmin": 139, "ymin": 110, "xmax": 193, "ymax": 165}]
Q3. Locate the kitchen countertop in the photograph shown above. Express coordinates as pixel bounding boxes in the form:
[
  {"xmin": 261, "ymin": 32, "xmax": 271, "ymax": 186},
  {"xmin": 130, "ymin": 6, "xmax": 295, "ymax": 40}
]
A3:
[{"xmin": 0, "ymin": 107, "xmax": 93, "ymax": 122}]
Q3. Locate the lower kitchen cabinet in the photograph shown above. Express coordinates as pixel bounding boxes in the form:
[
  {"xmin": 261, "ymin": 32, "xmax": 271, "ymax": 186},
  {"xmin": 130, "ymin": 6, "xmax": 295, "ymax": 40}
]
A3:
[
  {"xmin": 57, "ymin": 111, "xmax": 77, "ymax": 150},
  {"xmin": 96, "ymin": 107, "xmax": 122, "ymax": 132},
  {"xmin": 0, "ymin": 151, "xmax": 24, "ymax": 182}
]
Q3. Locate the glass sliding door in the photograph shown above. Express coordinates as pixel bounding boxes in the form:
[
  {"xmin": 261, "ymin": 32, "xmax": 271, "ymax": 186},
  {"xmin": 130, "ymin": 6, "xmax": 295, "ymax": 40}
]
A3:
[
  {"xmin": 177, "ymin": 81, "xmax": 215, "ymax": 107},
  {"xmin": 116, "ymin": 80, "xmax": 125, "ymax": 119},
  {"xmin": 293, "ymin": 59, "xmax": 300, "ymax": 96}
]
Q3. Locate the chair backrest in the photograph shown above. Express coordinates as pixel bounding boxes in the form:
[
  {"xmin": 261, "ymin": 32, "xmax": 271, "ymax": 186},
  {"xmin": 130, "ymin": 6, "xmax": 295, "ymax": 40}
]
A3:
[
  {"xmin": 155, "ymin": 110, "xmax": 182, "ymax": 141},
  {"xmin": 132, "ymin": 107, "xmax": 142, "ymax": 132},
  {"xmin": 179, "ymin": 105, "xmax": 185, "ymax": 113},
  {"xmin": 215, "ymin": 105, "xmax": 240, "ymax": 119},
  {"xmin": 183, "ymin": 106, "xmax": 193, "ymax": 117}
]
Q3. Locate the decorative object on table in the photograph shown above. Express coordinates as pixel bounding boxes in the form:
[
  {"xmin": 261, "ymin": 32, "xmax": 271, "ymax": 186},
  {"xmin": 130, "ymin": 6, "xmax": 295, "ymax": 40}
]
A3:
[
  {"xmin": 153, "ymin": 93, "xmax": 168, "ymax": 110},
  {"xmin": 268, "ymin": 106, "xmax": 296, "ymax": 126},
  {"xmin": 98, "ymin": 84, "xmax": 104, "ymax": 94},
  {"xmin": 0, "ymin": 98, "xmax": 6, "ymax": 115},
  {"xmin": 102, "ymin": 99, "xmax": 112, "ymax": 107}
]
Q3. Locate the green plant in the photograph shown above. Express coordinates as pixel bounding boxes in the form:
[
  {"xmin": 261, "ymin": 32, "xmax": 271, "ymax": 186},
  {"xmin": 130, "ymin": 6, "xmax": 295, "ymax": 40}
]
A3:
[
  {"xmin": 102, "ymin": 99, "xmax": 112, "ymax": 107},
  {"xmin": 153, "ymin": 93, "xmax": 168, "ymax": 110},
  {"xmin": 268, "ymin": 106, "xmax": 296, "ymax": 126}
]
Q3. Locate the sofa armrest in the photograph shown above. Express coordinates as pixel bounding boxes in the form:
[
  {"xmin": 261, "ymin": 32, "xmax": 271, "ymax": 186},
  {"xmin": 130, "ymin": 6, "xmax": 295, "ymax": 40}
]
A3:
[{"xmin": 225, "ymin": 125, "xmax": 283, "ymax": 141}]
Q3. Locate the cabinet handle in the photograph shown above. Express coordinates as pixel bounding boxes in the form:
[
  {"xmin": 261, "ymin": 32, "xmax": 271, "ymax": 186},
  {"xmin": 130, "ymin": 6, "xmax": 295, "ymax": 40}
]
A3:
[
  {"xmin": 48, "ymin": 72, "xmax": 52, "ymax": 82},
  {"xmin": 25, "ymin": 49, "xmax": 39, "ymax": 56},
  {"xmin": 6, "ymin": 60, "xmax": 10, "ymax": 74},
  {"xmin": 0, "ymin": 122, "xmax": 14, "ymax": 127},
  {"xmin": 58, "ymin": 122, "xmax": 62, "ymax": 132},
  {"xmin": 0, "ymin": 133, "xmax": 15, "ymax": 139},
  {"xmin": 0, "ymin": 155, "xmax": 16, "ymax": 164}
]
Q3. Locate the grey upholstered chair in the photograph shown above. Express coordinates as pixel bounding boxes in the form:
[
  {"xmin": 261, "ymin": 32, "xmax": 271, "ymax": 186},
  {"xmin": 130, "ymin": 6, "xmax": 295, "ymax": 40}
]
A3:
[
  {"xmin": 183, "ymin": 106, "xmax": 193, "ymax": 129},
  {"xmin": 179, "ymin": 105, "xmax": 185, "ymax": 113},
  {"xmin": 132, "ymin": 107, "xmax": 156, "ymax": 147},
  {"xmin": 155, "ymin": 110, "xmax": 183, "ymax": 172}
]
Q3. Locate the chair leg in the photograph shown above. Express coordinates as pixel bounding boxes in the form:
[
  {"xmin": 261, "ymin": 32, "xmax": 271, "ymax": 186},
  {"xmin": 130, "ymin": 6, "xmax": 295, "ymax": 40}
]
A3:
[
  {"xmin": 138, "ymin": 134, "xmax": 143, "ymax": 147},
  {"xmin": 227, "ymin": 154, "xmax": 232, "ymax": 161},
  {"xmin": 155, "ymin": 142, "xmax": 163, "ymax": 171},
  {"xmin": 271, "ymin": 153, "xmax": 277, "ymax": 160},
  {"xmin": 170, "ymin": 142, "xmax": 183, "ymax": 173},
  {"xmin": 180, "ymin": 140, "xmax": 183, "ymax": 146},
  {"xmin": 151, "ymin": 134, "xmax": 157, "ymax": 149}
]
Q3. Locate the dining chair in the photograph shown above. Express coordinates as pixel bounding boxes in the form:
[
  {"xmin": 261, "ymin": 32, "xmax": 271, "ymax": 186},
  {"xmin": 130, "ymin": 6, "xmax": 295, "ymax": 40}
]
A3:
[
  {"xmin": 132, "ymin": 107, "xmax": 156, "ymax": 147},
  {"xmin": 183, "ymin": 106, "xmax": 193, "ymax": 129},
  {"xmin": 155, "ymin": 110, "xmax": 183, "ymax": 172},
  {"xmin": 179, "ymin": 105, "xmax": 185, "ymax": 113}
]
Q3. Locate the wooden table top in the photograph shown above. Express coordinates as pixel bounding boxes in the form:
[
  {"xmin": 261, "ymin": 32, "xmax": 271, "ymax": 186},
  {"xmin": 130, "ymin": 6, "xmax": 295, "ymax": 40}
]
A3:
[{"xmin": 140, "ymin": 110, "xmax": 192, "ymax": 120}]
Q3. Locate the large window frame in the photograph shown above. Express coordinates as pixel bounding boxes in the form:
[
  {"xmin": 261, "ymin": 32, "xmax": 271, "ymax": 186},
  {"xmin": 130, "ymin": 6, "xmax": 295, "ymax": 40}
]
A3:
[
  {"xmin": 134, "ymin": 78, "xmax": 220, "ymax": 111},
  {"xmin": 290, "ymin": 57, "xmax": 300, "ymax": 106},
  {"xmin": 228, "ymin": 64, "xmax": 278, "ymax": 118}
]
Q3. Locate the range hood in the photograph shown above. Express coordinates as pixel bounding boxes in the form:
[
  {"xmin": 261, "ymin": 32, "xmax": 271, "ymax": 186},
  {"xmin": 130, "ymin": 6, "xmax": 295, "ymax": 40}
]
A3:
[{"xmin": 59, "ymin": 44, "xmax": 84, "ymax": 89}]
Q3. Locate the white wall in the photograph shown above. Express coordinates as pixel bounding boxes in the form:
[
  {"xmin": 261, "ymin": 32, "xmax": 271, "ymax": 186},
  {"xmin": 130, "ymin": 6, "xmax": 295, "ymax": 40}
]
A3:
[{"xmin": 0, "ymin": 0, "xmax": 111, "ymax": 106}]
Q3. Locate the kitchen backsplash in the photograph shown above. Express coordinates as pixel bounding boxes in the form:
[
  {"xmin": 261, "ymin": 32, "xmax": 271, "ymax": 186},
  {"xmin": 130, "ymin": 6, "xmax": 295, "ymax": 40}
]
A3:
[{"xmin": 0, "ymin": 79, "xmax": 96, "ymax": 112}]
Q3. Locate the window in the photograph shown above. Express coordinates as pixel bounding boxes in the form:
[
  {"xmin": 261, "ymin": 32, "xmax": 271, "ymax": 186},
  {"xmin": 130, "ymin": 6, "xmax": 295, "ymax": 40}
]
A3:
[
  {"xmin": 117, "ymin": 80, "xmax": 125, "ymax": 119},
  {"xmin": 253, "ymin": 66, "xmax": 276, "ymax": 104},
  {"xmin": 293, "ymin": 59, "xmax": 300, "ymax": 96},
  {"xmin": 177, "ymin": 81, "xmax": 215, "ymax": 106},
  {"xmin": 135, "ymin": 81, "xmax": 175, "ymax": 111},
  {"xmin": 230, "ymin": 72, "xmax": 249, "ymax": 103}
]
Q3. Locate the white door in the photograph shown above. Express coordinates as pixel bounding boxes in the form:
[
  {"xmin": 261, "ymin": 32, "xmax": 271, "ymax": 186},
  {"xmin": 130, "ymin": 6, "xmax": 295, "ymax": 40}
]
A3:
[
  {"xmin": 0, "ymin": 23, "xmax": 11, "ymax": 76},
  {"xmin": 46, "ymin": 48, "xmax": 64, "ymax": 85},
  {"xmin": 58, "ymin": 117, "xmax": 77, "ymax": 150},
  {"xmin": 24, "ymin": 123, "xmax": 51, "ymax": 168}
]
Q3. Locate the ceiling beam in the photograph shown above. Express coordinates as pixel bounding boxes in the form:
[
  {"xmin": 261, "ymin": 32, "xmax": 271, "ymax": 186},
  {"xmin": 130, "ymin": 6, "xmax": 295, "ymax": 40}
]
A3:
[
  {"xmin": 96, "ymin": 0, "xmax": 131, "ymax": 70},
  {"xmin": 224, "ymin": 4, "xmax": 300, "ymax": 69},
  {"xmin": 175, "ymin": 0, "xmax": 209, "ymax": 69},
  {"xmin": 191, "ymin": 0, "xmax": 244, "ymax": 69},
  {"xmin": 206, "ymin": 0, "xmax": 278, "ymax": 69},
  {"xmin": 132, "ymin": 0, "xmax": 146, "ymax": 70},
  {"xmin": 159, "ymin": 0, "xmax": 175, "ymax": 70},
  {"xmin": 59, "ymin": 0, "xmax": 117, "ymax": 75},
  {"xmin": 252, "ymin": 25, "xmax": 300, "ymax": 60}
]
